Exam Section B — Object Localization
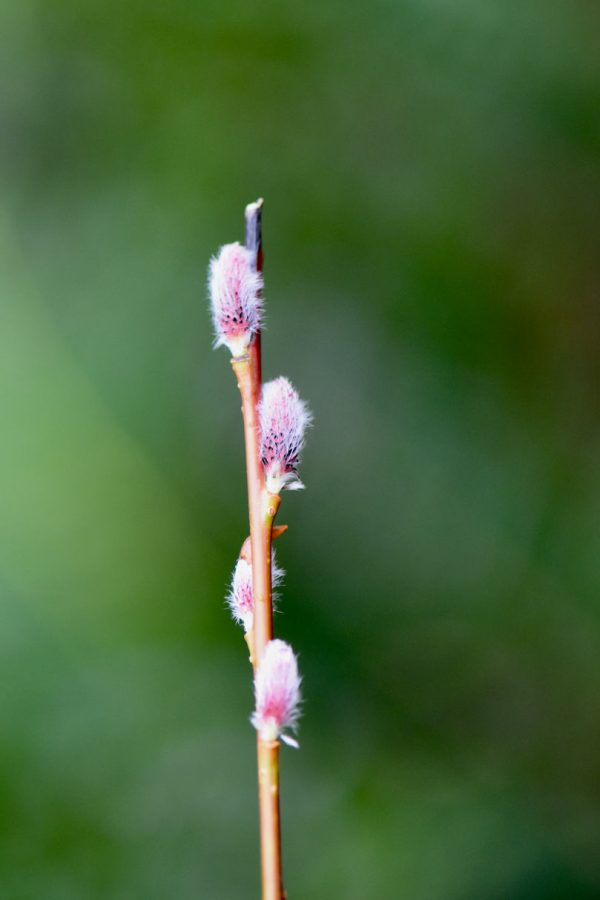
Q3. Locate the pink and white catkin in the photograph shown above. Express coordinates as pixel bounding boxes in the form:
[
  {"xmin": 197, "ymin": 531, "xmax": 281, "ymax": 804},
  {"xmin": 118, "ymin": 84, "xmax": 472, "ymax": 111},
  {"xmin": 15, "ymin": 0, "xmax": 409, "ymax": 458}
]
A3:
[
  {"xmin": 259, "ymin": 377, "xmax": 312, "ymax": 493},
  {"xmin": 208, "ymin": 242, "xmax": 262, "ymax": 356},
  {"xmin": 252, "ymin": 639, "xmax": 301, "ymax": 747},
  {"xmin": 227, "ymin": 554, "xmax": 284, "ymax": 632}
]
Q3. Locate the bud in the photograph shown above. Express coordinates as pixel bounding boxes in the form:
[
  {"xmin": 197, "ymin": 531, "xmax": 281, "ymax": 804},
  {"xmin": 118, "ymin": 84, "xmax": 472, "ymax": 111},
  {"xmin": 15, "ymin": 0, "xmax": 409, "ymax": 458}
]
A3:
[
  {"xmin": 227, "ymin": 554, "xmax": 284, "ymax": 632},
  {"xmin": 259, "ymin": 377, "xmax": 312, "ymax": 493},
  {"xmin": 252, "ymin": 639, "xmax": 301, "ymax": 746},
  {"xmin": 208, "ymin": 242, "xmax": 262, "ymax": 355}
]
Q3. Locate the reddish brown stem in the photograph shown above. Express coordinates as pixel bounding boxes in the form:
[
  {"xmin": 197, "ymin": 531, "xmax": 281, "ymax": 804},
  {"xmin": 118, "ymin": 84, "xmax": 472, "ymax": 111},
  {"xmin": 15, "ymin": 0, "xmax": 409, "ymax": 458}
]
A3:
[
  {"xmin": 231, "ymin": 199, "xmax": 285, "ymax": 900},
  {"xmin": 257, "ymin": 739, "xmax": 283, "ymax": 900},
  {"xmin": 232, "ymin": 351, "xmax": 280, "ymax": 666}
]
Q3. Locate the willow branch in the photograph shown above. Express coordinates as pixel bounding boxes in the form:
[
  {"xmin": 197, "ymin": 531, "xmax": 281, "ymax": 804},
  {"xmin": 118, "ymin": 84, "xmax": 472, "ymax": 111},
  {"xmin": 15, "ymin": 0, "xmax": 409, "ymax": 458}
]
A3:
[{"xmin": 231, "ymin": 198, "xmax": 285, "ymax": 900}]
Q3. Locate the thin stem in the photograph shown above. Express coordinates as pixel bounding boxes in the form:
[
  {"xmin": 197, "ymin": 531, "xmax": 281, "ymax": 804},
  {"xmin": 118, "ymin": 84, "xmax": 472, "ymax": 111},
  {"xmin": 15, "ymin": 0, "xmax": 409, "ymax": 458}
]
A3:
[
  {"xmin": 231, "ymin": 364, "xmax": 281, "ymax": 669},
  {"xmin": 257, "ymin": 739, "xmax": 283, "ymax": 900},
  {"xmin": 231, "ymin": 354, "xmax": 271, "ymax": 659},
  {"xmin": 231, "ymin": 198, "xmax": 285, "ymax": 900}
]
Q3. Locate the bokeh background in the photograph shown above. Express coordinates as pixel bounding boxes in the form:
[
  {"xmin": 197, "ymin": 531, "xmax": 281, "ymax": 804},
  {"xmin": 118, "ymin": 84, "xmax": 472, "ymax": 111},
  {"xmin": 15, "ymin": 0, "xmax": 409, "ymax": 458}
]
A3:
[{"xmin": 1, "ymin": 1, "xmax": 599, "ymax": 897}]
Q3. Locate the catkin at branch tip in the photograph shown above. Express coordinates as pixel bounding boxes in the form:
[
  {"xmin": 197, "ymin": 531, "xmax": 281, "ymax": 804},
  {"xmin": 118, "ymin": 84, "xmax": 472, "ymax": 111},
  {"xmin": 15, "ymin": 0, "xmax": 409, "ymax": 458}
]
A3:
[{"xmin": 208, "ymin": 242, "xmax": 262, "ymax": 355}]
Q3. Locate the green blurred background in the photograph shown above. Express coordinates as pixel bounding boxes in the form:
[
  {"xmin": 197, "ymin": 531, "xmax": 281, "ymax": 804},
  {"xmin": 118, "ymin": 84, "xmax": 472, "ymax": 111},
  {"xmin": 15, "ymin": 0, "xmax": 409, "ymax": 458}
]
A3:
[{"xmin": 1, "ymin": 1, "xmax": 599, "ymax": 897}]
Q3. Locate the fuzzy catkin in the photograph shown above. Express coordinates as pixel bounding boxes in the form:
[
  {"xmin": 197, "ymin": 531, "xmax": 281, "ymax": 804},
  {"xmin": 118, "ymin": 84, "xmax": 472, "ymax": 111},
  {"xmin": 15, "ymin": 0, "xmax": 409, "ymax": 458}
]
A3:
[
  {"xmin": 259, "ymin": 377, "xmax": 312, "ymax": 493},
  {"xmin": 252, "ymin": 639, "xmax": 301, "ymax": 744},
  {"xmin": 208, "ymin": 242, "xmax": 262, "ymax": 355},
  {"xmin": 227, "ymin": 553, "xmax": 284, "ymax": 631}
]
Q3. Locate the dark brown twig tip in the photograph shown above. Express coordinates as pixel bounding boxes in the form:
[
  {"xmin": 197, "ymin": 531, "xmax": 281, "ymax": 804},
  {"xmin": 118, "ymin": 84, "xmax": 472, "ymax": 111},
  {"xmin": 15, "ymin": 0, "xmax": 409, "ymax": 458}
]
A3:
[
  {"xmin": 245, "ymin": 197, "xmax": 264, "ymax": 221},
  {"xmin": 245, "ymin": 198, "xmax": 264, "ymax": 270}
]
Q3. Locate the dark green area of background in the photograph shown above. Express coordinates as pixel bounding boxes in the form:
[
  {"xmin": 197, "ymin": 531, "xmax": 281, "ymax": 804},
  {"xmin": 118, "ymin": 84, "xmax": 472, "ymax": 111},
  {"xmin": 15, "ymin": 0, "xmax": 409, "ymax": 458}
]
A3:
[{"xmin": 1, "ymin": 1, "xmax": 599, "ymax": 897}]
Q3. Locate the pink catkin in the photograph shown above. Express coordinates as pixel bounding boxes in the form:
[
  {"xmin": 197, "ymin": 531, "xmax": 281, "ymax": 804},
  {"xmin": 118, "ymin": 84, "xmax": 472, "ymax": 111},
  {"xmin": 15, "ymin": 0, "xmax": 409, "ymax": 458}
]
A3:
[
  {"xmin": 252, "ymin": 639, "xmax": 301, "ymax": 745},
  {"xmin": 227, "ymin": 558, "xmax": 254, "ymax": 631},
  {"xmin": 259, "ymin": 377, "xmax": 312, "ymax": 493},
  {"xmin": 208, "ymin": 242, "xmax": 262, "ymax": 355},
  {"xmin": 227, "ymin": 554, "xmax": 284, "ymax": 632}
]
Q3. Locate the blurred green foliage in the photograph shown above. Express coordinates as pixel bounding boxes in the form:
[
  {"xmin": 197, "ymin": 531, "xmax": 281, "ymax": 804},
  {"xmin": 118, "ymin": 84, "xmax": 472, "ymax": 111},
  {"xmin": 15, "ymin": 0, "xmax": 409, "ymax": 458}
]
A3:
[{"xmin": 1, "ymin": 0, "xmax": 599, "ymax": 897}]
